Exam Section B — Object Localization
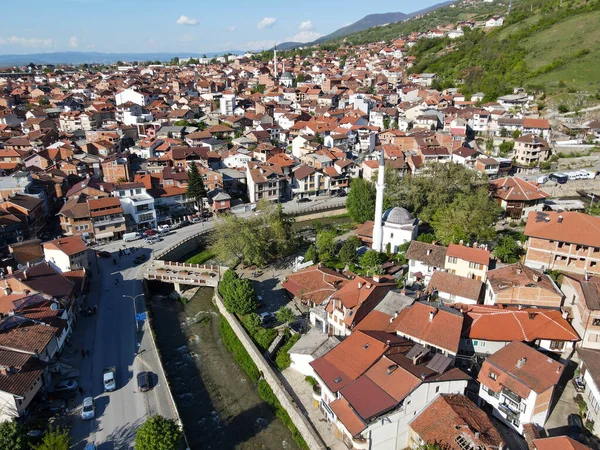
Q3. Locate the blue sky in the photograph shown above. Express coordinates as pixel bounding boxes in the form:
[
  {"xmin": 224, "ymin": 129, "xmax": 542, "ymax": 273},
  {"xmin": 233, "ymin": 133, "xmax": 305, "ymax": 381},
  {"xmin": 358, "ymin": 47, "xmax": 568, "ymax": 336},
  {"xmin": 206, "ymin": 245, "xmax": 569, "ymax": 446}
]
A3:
[{"xmin": 0, "ymin": 0, "xmax": 442, "ymax": 54}]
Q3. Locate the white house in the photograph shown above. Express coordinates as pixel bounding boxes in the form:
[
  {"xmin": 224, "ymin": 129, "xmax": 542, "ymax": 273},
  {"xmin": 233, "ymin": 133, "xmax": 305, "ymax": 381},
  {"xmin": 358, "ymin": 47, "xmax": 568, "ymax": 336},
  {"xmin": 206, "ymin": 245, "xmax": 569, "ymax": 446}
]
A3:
[
  {"xmin": 220, "ymin": 90, "xmax": 236, "ymax": 116},
  {"xmin": 405, "ymin": 241, "xmax": 447, "ymax": 285},
  {"xmin": 114, "ymin": 182, "xmax": 157, "ymax": 230},
  {"xmin": 485, "ymin": 16, "xmax": 504, "ymax": 27},
  {"xmin": 115, "ymin": 88, "xmax": 150, "ymax": 107},
  {"xmin": 43, "ymin": 235, "xmax": 89, "ymax": 273},
  {"xmin": 223, "ymin": 151, "xmax": 252, "ymax": 168}
]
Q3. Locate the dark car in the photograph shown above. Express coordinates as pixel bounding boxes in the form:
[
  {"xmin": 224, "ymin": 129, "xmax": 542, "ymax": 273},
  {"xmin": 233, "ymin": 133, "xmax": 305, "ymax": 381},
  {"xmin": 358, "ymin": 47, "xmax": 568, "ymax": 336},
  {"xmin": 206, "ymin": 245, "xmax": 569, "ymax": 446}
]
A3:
[
  {"xmin": 96, "ymin": 251, "xmax": 111, "ymax": 258},
  {"xmin": 298, "ymin": 197, "xmax": 312, "ymax": 203},
  {"xmin": 137, "ymin": 371, "xmax": 151, "ymax": 392},
  {"xmin": 336, "ymin": 191, "xmax": 347, "ymax": 197},
  {"xmin": 568, "ymin": 413, "xmax": 584, "ymax": 441},
  {"xmin": 53, "ymin": 379, "xmax": 78, "ymax": 392},
  {"xmin": 133, "ymin": 255, "xmax": 147, "ymax": 265}
]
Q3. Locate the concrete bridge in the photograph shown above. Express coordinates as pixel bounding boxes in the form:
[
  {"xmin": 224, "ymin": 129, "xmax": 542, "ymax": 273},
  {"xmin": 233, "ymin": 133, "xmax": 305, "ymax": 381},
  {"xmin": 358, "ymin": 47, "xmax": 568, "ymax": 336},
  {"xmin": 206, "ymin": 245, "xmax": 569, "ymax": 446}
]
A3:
[{"xmin": 143, "ymin": 260, "xmax": 227, "ymax": 293}]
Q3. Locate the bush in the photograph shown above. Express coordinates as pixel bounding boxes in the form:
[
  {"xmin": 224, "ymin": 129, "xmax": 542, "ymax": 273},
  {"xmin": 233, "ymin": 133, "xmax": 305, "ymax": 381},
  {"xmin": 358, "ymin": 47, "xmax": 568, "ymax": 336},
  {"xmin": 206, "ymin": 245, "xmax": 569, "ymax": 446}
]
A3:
[
  {"xmin": 275, "ymin": 333, "xmax": 301, "ymax": 371},
  {"xmin": 239, "ymin": 314, "xmax": 277, "ymax": 352},
  {"xmin": 305, "ymin": 376, "xmax": 318, "ymax": 386},
  {"xmin": 186, "ymin": 249, "xmax": 216, "ymax": 264},
  {"xmin": 558, "ymin": 104, "xmax": 569, "ymax": 114},
  {"xmin": 219, "ymin": 315, "xmax": 260, "ymax": 381}
]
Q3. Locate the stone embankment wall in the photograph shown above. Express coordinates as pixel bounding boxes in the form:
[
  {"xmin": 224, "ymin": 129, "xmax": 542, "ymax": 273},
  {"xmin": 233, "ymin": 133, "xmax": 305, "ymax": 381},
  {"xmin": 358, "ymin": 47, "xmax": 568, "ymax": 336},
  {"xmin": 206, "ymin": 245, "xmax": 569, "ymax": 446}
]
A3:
[
  {"xmin": 295, "ymin": 207, "xmax": 347, "ymax": 222},
  {"xmin": 543, "ymin": 178, "xmax": 600, "ymax": 198},
  {"xmin": 213, "ymin": 292, "xmax": 327, "ymax": 450}
]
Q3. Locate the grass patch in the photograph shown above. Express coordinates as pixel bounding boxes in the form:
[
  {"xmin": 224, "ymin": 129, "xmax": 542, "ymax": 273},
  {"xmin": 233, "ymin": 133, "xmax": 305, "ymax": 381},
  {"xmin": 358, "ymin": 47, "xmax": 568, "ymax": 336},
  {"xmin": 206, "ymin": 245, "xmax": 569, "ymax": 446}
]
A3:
[
  {"xmin": 305, "ymin": 376, "xmax": 318, "ymax": 387},
  {"xmin": 257, "ymin": 379, "xmax": 309, "ymax": 450},
  {"xmin": 275, "ymin": 333, "xmax": 301, "ymax": 371},
  {"xmin": 218, "ymin": 315, "xmax": 260, "ymax": 381},
  {"xmin": 186, "ymin": 249, "xmax": 216, "ymax": 264},
  {"xmin": 239, "ymin": 314, "xmax": 278, "ymax": 352}
]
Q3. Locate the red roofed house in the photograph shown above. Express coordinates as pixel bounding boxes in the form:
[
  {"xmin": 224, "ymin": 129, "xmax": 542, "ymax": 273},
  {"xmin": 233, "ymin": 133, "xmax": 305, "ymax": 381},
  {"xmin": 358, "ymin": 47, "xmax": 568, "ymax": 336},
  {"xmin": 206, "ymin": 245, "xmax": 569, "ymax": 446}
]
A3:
[
  {"xmin": 282, "ymin": 264, "xmax": 350, "ymax": 308},
  {"xmin": 445, "ymin": 243, "xmax": 491, "ymax": 282},
  {"xmin": 534, "ymin": 436, "xmax": 591, "ymax": 450},
  {"xmin": 325, "ymin": 276, "xmax": 396, "ymax": 336},
  {"xmin": 561, "ymin": 274, "xmax": 600, "ymax": 350},
  {"xmin": 43, "ymin": 235, "xmax": 89, "ymax": 273},
  {"xmin": 478, "ymin": 341, "xmax": 563, "ymax": 434},
  {"xmin": 524, "ymin": 211, "xmax": 600, "ymax": 276},
  {"xmin": 491, "ymin": 176, "xmax": 549, "ymax": 220},
  {"xmin": 456, "ymin": 304, "xmax": 579, "ymax": 357},
  {"xmin": 408, "ymin": 394, "xmax": 505, "ymax": 450},
  {"xmin": 88, "ymin": 197, "xmax": 126, "ymax": 242},
  {"xmin": 522, "ymin": 118, "xmax": 552, "ymax": 140},
  {"xmin": 310, "ymin": 330, "xmax": 470, "ymax": 449}
]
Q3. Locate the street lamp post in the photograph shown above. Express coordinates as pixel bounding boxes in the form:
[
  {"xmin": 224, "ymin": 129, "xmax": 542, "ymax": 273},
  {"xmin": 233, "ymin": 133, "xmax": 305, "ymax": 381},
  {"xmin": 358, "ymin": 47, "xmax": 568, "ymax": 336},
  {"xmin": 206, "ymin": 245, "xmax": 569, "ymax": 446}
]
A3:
[{"xmin": 123, "ymin": 294, "xmax": 145, "ymax": 332}]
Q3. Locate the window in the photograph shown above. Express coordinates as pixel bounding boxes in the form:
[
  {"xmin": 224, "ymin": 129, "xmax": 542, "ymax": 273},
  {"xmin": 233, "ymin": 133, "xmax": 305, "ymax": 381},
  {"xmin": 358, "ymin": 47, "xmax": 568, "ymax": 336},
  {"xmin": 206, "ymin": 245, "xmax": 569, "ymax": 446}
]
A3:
[
  {"xmin": 489, "ymin": 371, "xmax": 498, "ymax": 380},
  {"xmin": 473, "ymin": 340, "xmax": 479, "ymax": 346},
  {"xmin": 435, "ymin": 386, "xmax": 440, "ymax": 393},
  {"xmin": 593, "ymin": 319, "xmax": 600, "ymax": 327},
  {"xmin": 469, "ymin": 262, "xmax": 478, "ymax": 269},
  {"xmin": 550, "ymin": 341, "xmax": 564, "ymax": 350},
  {"xmin": 448, "ymin": 256, "xmax": 458, "ymax": 264},
  {"xmin": 588, "ymin": 390, "xmax": 600, "ymax": 414}
]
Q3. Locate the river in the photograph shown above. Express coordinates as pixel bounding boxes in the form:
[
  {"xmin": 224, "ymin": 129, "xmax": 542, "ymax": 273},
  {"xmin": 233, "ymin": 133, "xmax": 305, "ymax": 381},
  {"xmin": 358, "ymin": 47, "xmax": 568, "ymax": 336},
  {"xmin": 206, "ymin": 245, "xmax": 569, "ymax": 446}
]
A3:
[{"xmin": 148, "ymin": 285, "xmax": 298, "ymax": 450}]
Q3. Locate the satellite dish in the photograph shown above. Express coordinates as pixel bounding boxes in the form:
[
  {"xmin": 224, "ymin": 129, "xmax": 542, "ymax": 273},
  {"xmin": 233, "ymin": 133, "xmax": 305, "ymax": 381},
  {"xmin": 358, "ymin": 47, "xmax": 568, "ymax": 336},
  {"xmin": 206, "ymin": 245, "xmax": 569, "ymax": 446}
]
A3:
[
  {"xmin": 17, "ymin": 236, "xmax": 23, "ymax": 242},
  {"xmin": 17, "ymin": 264, "xmax": 24, "ymax": 270},
  {"xmin": 50, "ymin": 303, "xmax": 59, "ymax": 311}
]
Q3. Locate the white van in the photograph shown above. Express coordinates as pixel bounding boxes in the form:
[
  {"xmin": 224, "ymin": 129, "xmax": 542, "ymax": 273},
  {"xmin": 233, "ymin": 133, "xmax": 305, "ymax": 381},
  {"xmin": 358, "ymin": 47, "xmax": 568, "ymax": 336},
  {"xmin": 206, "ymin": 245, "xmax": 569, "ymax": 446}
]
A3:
[
  {"xmin": 537, "ymin": 175, "xmax": 548, "ymax": 184},
  {"xmin": 123, "ymin": 232, "xmax": 138, "ymax": 242},
  {"xmin": 566, "ymin": 172, "xmax": 581, "ymax": 181}
]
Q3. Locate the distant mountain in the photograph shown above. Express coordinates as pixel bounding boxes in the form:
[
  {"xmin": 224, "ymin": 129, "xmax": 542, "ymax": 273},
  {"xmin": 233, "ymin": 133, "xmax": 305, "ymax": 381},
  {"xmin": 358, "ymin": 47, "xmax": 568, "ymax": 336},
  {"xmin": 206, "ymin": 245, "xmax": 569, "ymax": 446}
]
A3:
[
  {"xmin": 0, "ymin": 51, "xmax": 244, "ymax": 67},
  {"xmin": 274, "ymin": 1, "xmax": 454, "ymax": 50}
]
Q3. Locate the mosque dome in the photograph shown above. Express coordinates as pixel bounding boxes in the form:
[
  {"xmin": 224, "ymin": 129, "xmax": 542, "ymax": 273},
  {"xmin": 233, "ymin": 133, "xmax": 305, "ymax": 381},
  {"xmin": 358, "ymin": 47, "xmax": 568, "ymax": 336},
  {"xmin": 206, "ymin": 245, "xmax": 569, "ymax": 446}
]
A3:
[{"xmin": 382, "ymin": 207, "xmax": 415, "ymax": 225}]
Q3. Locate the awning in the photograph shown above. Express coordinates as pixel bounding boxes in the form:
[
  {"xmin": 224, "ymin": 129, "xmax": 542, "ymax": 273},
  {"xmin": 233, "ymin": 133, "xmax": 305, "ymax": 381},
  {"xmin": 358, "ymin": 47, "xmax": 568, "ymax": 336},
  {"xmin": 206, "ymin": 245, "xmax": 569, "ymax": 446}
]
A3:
[{"xmin": 95, "ymin": 231, "xmax": 115, "ymax": 239}]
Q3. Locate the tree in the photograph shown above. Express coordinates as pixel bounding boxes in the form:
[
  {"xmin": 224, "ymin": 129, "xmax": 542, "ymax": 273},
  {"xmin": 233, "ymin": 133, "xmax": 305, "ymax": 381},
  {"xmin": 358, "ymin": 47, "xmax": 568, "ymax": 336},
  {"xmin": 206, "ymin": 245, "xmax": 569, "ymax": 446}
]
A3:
[
  {"xmin": 186, "ymin": 162, "xmax": 207, "ymax": 212},
  {"xmin": 225, "ymin": 278, "xmax": 258, "ymax": 315},
  {"xmin": 431, "ymin": 187, "xmax": 502, "ymax": 245},
  {"xmin": 512, "ymin": 129, "xmax": 521, "ymax": 139},
  {"xmin": 305, "ymin": 244, "xmax": 318, "ymax": 263},
  {"xmin": 383, "ymin": 117, "xmax": 390, "ymax": 130},
  {"xmin": 275, "ymin": 306, "xmax": 296, "ymax": 325},
  {"xmin": 170, "ymin": 57, "xmax": 180, "ymax": 66},
  {"xmin": 416, "ymin": 443, "xmax": 448, "ymax": 450},
  {"xmin": 499, "ymin": 141, "xmax": 514, "ymax": 156},
  {"xmin": 339, "ymin": 236, "xmax": 361, "ymax": 265},
  {"xmin": 499, "ymin": 127, "xmax": 508, "ymax": 137},
  {"xmin": 135, "ymin": 415, "xmax": 183, "ymax": 450},
  {"xmin": 296, "ymin": 73, "xmax": 306, "ymax": 83},
  {"xmin": 218, "ymin": 269, "xmax": 239, "ymax": 299},
  {"xmin": 346, "ymin": 178, "xmax": 376, "ymax": 223},
  {"xmin": 33, "ymin": 427, "xmax": 70, "ymax": 450},
  {"xmin": 417, "ymin": 233, "xmax": 436, "ymax": 243},
  {"xmin": 359, "ymin": 250, "xmax": 386, "ymax": 275},
  {"xmin": 316, "ymin": 230, "xmax": 337, "ymax": 262},
  {"xmin": 494, "ymin": 235, "xmax": 524, "ymax": 263},
  {"xmin": 558, "ymin": 104, "xmax": 569, "ymax": 114},
  {"xmin": 485, "ymin": 138, "xmax": 494, "ymax": 153},
  {"xmin": 0, "ymin": 421, "xmax": 26, "ymax": 450}
]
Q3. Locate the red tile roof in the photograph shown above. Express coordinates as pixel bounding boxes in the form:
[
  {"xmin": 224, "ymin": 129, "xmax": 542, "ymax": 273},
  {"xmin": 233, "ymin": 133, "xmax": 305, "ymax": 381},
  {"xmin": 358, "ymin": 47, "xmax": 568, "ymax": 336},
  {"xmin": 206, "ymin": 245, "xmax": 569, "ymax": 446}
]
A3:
[
  {"xmin": 447, "ymin": 243, "xmax": 490, "ymax": 266},
  {"xmin": 43, "ymin": 235, "xmax": 87, "ymax": 256},
  {"xmin": 525, "ymin": 211, "xmax": 600, "ymax": 247},
  {"xmin": 329, "ymin": 398, "xmax": 366, "ymax": 436},
  {"xmin": 282, "ymin": 264, "xmax": 350, "ymax": 304},
  {"xmin": 534, "ymin": 436, "xmax": 592, "ymax": 450},
  {"xmin": 491, "ymin": 177, "xmax": 549, "ymax": 202}
]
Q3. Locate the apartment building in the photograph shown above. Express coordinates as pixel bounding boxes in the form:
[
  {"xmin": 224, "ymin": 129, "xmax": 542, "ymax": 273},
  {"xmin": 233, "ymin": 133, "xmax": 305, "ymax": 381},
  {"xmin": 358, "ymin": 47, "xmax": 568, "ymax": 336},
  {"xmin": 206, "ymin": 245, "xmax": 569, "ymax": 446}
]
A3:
[
  {"xmin": 514, "ymin": 135, "xmax": 551, "ymax": 166},
  {"xmin": 246, "ymin": 162, "xmax": 287, "ymax": 203},
  {"xmin": 114, "ymin": 182, "xmax": 157, "ymax": 230},
  {"xmin": 88, "ymin": 197, "xmax": 126, "ymax": 241}
]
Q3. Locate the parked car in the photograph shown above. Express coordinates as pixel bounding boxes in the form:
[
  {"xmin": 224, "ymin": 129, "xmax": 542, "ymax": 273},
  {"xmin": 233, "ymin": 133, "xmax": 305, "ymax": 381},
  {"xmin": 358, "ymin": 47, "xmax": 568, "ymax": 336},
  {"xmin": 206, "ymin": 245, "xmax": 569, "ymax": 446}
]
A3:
[
  {"xmin": 81, "ymin": 397, "xmax": 95, "ymax": 420},
  {"xmin": 53, "ymin": 379, "xmax": 78, "ymax": 393},
  {"xmin": 134, "ymin": 255, "xmax": 147, "ymax": 265},
  {"xmin": 96, "ymin": 251, "xmax": 111, "ymax": 258},
  {"xmin": 568, "ymin": 413, "xmax": 584, "ymax": 441},
  {"xmin": 298, "ymin": 197, "xmax": 312, "ymax": 203},
  {"xmin": 336, "ymin": 191, "xmax": 347, "ymax": 197},
  {"xmin": 145, "ymin": 237, "xmax": 161, "ymax": 245},
  {"xmin": 259, "ymin": 312, "xmax": 276, "ymax": 324},
  {"xmin": 573, "ymin": 376, "xmax": 586, "ymax": 392},
  {"xmin": 137, "ymin": 371, "xmax": 151, "ymax": 392},
  {"xmin": 191, "ymin": 217, "xmax": 204, "ymax": 223},
  {"xmin": 144, "ymin": 229, "xmax": 158, "ymax": 237}
]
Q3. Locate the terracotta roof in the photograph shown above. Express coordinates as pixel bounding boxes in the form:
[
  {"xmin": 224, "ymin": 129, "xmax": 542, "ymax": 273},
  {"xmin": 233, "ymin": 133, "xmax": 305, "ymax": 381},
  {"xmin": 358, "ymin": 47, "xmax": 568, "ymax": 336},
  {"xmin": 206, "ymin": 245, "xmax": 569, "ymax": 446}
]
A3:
[
  {"xmin": 340, "ymin": 375, "xmax": 396, "ymax": 421},
  {"xmin": 282, "ymin": 264, "xmax": 350, "ymax": 304},
  {"xmin": 525, "ymin": 211, "xmax": 600, "ymax": 247},
  {"xmin": 491, "ymin": 177, "xmax": 549, "ymax": 202},
  {"xmin": 87, "ymin": 196, "xmax": 121, "ymax": 211},
  {"xmin": 458, "ymin": 304, "xmax": 579, "ymax": 342},
  {"xmin": 447, "ymin": 243, "xmax": 490, "ymax": 266},
  {"xmin": 43, "ymin": 235, "xmax": 87, "ymax": 256},
  {"xmin": 523, "ymin": 118, "xmax": 550, "ymax": 129},
  {"xmin": 487, "ymin": 263, "xmax": 561, "ymax": 296},
  {"xmin": 534, "ymin": 436, "xmax": 591, "ymax": 450},
  {"xmin": 405, "ymin": 241, "xmax": 447, "ymax": 268},
  {"xmin": 410, "ymin": 394, "xmax": 504, "ymax": 450},
  {"xmin": 0, "ymin": 356, "xmax": 44, "ymax": 397},
  {"xmin": 478, "ymin": 341, "xmax": 563, "ymax": 398},
  {"xmin": 329, "ymin": 398, "xmax": 366, "ymax": 436},
  {"xmin": 427, "ymin": 271, "xmax": 483, "ymax": 301},
  {"xmin": 390, "ymin": 301, "xmax": 463, "ymax": 354}
]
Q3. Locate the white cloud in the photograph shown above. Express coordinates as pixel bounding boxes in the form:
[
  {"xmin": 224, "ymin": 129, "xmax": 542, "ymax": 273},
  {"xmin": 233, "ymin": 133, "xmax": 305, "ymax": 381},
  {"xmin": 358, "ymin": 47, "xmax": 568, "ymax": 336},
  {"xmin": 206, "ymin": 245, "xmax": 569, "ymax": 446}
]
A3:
[
  {"xmin": 257, "ymin": 17, "xmax": 276, "ymax": 29},
  {"xmin": 176, "ymin": 15, "xmax": 199, "ymax": 26},
  {"xmin": 69, "ymin": 36, "xmax": 79, "ymax": 48},
  {"xmin": 288, "ymin": 31, "xmax": 323, "ymax": 43},
  {"xmin": 299, "ymin": 20, "xmax": 313, "ymax": 31},
  {"xmin": 0, "ymin": 36, "xmax": 54, "ymax": 48}
]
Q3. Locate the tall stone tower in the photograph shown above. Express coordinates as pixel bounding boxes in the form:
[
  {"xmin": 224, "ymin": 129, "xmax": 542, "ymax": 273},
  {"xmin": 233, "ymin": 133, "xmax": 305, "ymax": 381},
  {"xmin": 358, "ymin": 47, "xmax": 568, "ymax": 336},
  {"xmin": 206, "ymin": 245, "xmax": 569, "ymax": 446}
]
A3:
[
  {"xmin": 273, "ymin": 45, "xmax": 278, "ymax": 79},
  {"xmin": 372, "ymin": 151, "xmax": 385, "ymax": 252}
]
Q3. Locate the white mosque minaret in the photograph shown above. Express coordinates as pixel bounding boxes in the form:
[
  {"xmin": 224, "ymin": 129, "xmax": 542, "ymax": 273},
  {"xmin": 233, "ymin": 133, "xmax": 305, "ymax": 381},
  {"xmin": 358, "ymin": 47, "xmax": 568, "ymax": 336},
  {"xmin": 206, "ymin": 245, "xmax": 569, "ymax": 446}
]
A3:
[{"xmin": 371, "ymin": 151, "xmax": 418, "ymax": 253}]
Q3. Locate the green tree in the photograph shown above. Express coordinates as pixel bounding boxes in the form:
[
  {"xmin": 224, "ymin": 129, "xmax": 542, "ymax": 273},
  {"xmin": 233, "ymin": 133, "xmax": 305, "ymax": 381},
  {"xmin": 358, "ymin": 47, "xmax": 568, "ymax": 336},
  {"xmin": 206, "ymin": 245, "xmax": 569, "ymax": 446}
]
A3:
[
  {"xmin": 499, "ymin": 141, "xmax": 514, "ymax": 156},
  {"xmin": 416, "ymin": 443, "xmax": 448, "ymax": 450},
  {"xmin": 346, "ymin": 178, "xmax": 376, "ymax": 223},
  {"xmin": 135, "ymin": 415, "xmax": 183, "ymax": 450},
  {"xmin": 225, "ymin": 278, "xmax": 258, "ymax": 315},
  {"xmin": 499, "ymin": 127, "xmax": 508, "ymax": 137},
  {"xmin": 417, "ymin": 233, "xmax": 436, "ymax": 243},
  {"xmin": 383, "ymin": 117, "xmax": 390, "ymax": 130},
  {"xmin": 218, "ymin": 269, "xmax": 239, "ymax": 299},
  {"xmin": 170, "ymin": 57, "xmax": 180, "ymax": 65},
  {"xmin": 558, "ymin": 104, "xmax": 569, "ymax": 114},
  {"xmin": 33, "ymin": 427, "xmax": 70, "ymax": 450},
  {"xmin": 512, "ymin": 129, "xmax": 521, "ymax": 139},
  {"xmin": 359, "ymin": 250, "xmax": 386, "ymax": 275},
  {"xmin": 0, "ymin": 421, "xmax": 26, "ymax": 450},
  {"xmin": 494, "ymin": 235, "xmax": 524, "ymax": 263},
  {"xmin": 431, "ymin": 187, "xmax": 502, "ymax": 245},
  {"xmin": 305, "ymin": 244, "xmax": 318, "ymax": 263},
  {"xmin": 275, "ymin": 306, "xmax": 296, "ymax": 324},
  {"xmin": 186, "ymin": 162, "xmax": 207, "ymax": 211},
  {"xmin": 296, "ymin": 73, "xmax": 306, "ymax": 83},
  {"xmin": 339, "ymin": 236, "xmax": 361, "ymax": 265},
  {"xmin": 316, "ymin": 230, "xmax": 337, "ymax": 262}
]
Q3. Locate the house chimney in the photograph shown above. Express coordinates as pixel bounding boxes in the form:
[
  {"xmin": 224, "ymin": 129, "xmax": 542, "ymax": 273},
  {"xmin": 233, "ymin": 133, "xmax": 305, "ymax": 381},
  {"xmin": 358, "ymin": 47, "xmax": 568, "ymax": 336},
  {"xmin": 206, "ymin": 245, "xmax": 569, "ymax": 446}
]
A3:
[
  {"xmin": 532, "ymin": 274, "xmax": 541, "ymax": 282},
  {"xmin": 23, "ymin": 269, "xmax": 28, "ymax": 280},
  {"xmin": 427, "ymin": 249, "xmax": 432, "ymax": 256},
  {"xmin": 373, "ymin": 275, "xmax": 380, "ymax": 283},
  {"xmin": 516, "ymin": 268, "xmax": 522, "ymax": 275},
  {"xmin": 516, "ymin": 357, "xmax": 527, "ymax": 368},
  {"xmin": 459, "ymin": 240, "xmax": 464, "ymax": 245},
  {"xmin": 429, "ymin": 309, "xmax": 437, "ymax": 322},
  {"xmin": 475, "ymin": 432, "xmax": 480, "ymax": 440},
  {"xmin": 6, "ymin": 266, "xmax": 13, "ymax": 275},
  {"xmin": 585, "ymin": 272, "xmax": 590, "ymax": 281},
  {"xmin": 357, "ymin": 282, "xmax": 363, "ymax": 289},
  {"xmin": 558, "ymin": 215, "xmax": 563, "ymax": 223}
]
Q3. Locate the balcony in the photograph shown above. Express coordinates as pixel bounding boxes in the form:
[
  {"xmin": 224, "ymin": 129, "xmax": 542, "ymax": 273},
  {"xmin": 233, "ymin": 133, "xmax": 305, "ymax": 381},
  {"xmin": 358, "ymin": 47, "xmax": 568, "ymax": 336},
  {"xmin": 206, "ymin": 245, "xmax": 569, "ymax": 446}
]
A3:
[{"xmin": 93, "ymin": 216, "xmax": 125, "ymax": 227}]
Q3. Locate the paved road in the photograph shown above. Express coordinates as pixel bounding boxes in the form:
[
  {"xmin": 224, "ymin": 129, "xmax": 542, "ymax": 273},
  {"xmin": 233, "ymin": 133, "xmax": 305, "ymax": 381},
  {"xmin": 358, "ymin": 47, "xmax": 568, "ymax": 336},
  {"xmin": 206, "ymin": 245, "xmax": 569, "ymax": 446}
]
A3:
[{"xmin": 69, "ymin": 196, "xmax": 344, "ymax": 448}]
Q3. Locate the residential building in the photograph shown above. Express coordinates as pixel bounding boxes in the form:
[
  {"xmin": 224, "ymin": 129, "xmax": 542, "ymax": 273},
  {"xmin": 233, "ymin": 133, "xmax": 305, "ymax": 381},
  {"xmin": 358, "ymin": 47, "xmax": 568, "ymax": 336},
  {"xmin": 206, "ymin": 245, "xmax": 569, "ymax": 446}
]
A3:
[
  {"xmin": 408, "ymin": 394, "xmax": 505, "ymax": 450},
  {"xmin": 445, "ymin": 243, "xmax": 490, "ymax": 282},
  {"xmin": 221, "ymin": 90, "xmax": 236, "ymax": 116},
  {"xmin": 406, "ymin": 241, "xmax": 447, "ymax": 285},
  {"xmin": 534, "ymin": 437, "xmax": 591, "ymax": 450},
  {"xmin": 477, "ymin": 341, "xmax": 563, "ymax": 434},
  {"xmin": 524, "ymin": 211, "xmax": 600, "ymax": 275},
  {"xmin": 282, "ymin": 264, "xmax": 350, "ymax": 308},
  {"xmin": 575, "ymin": 348, "xmax": 600, "ymax": 438},
  {"xmin": 491, "ymin": 177, "xmax": 549, "ymax": 220},
  {"xmin": 114, "ymin": 182, "xmax": 157, "ymax": 230},
  {"xmin": 43, "ymin": 235, "xmax": 89, "ymax": 273},
  {"xmin": 101, "ymin": 154, "xmax": 130, "ymax": 183},
  {"xmin": 514, "ymin": 135, "xmax": 551, "ymax": 167},
  {"xmin": 428, "ymin": 271, "xmax": 483, "ymax": 305},
  {"xmin": 561, "ymin": 274, "xmax": 600, "ymax": 349},
  {"xmin": 484, "ymin": 263, "xmax": 564, "ymax": 308},
  {"xmin": 246, "ymin": 162, "xmax": 286, "ymax": 203},
  {"xmin": 88, "ymin": 197, "xmax": 126, "ymax": 241}
]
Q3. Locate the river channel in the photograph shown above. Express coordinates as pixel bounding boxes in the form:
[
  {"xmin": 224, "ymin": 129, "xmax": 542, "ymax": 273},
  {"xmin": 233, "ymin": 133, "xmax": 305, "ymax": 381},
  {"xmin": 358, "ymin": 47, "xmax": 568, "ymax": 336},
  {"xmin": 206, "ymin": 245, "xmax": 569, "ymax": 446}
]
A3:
[{"xmin": 148, "ymin": 285, "xmax": 297, "ymax": 450}]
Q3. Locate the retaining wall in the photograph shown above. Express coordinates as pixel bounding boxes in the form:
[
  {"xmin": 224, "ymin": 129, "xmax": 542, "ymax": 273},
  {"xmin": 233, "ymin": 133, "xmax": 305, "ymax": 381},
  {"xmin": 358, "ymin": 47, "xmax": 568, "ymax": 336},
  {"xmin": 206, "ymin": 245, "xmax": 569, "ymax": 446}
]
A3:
[
  {"xmin": 213, "ymin": 293, "xmax": 327, "ymax": 450},
  {"xmin": 155, "ymin": 230, "xmax": 209, "ymax": 262},
  {"xmin": 542, "ymin": 178, "xmax": 600, "ymax": 198},
  {"xmin": 294, "ymin": 207, "xmax": 348, "ymax": 222}
]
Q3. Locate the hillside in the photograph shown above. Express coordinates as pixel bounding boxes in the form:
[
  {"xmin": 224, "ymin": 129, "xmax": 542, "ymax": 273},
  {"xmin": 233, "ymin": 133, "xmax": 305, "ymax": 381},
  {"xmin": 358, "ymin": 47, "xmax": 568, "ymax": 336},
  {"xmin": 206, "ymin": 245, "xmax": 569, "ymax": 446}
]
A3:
[
  {"xmin": 406, "ymin": 0, "xmax": 600, "ymax": 99},
  {"xmin": 274, "ymin": 2, "xmax": 452, "ymax": 50}
]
